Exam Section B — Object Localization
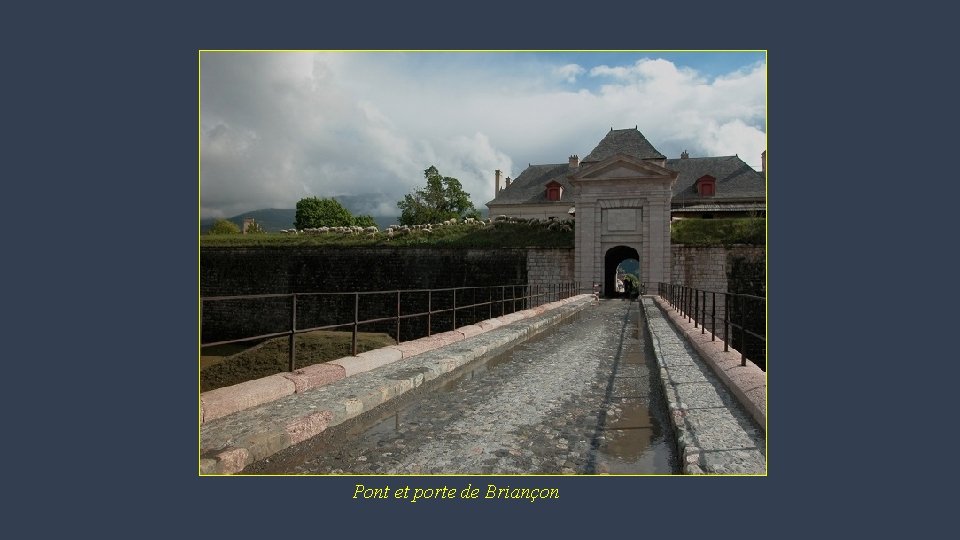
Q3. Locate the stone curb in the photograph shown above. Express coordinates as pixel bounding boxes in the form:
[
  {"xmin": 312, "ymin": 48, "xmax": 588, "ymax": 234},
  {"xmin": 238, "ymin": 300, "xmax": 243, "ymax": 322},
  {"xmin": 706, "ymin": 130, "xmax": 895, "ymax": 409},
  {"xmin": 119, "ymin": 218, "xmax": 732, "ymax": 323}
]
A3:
[
  {"xmin": 200, "ymin": 296, "xmax": 595, "ymax": 424},
  {"xmin": 201, "ymin": 374, "xmax": 296, "ymax": 424},
  {"xmin": 641, "ymin": 297, "xmax": 765, "ymax": 475},
  {"xmin": 330, "ymin": 347, "xmax": 404, "ymax": 377},
  {"xmin": 639, "ymin": 299, "xmax": 700, "ymax": 474},
  {"xmin": 651, "ymin": 296, "xmax": 766, "ymax": 428},
  {"xmin": 201, "ymin": 294, "xmax": 596, "ymax": 474},
  {"xmin": 280, "ymin": 363, "xmax": 346, "ymax": 394}
]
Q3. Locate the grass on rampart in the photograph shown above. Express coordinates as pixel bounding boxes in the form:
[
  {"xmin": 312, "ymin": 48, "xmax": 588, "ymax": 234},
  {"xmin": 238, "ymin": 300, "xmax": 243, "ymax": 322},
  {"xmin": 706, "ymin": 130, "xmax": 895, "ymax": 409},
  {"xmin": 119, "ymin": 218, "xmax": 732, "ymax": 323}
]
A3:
[
  {"xmin": 671, "ymin": 218, "xmax": 765, "ymax": 246},
  {"xmin": 200, "ymin": 222, "xmax": 574, "ymax": 249},
  {"xmin": 200, "ymin": 330, "xmax": 396, "ymax": 392}
]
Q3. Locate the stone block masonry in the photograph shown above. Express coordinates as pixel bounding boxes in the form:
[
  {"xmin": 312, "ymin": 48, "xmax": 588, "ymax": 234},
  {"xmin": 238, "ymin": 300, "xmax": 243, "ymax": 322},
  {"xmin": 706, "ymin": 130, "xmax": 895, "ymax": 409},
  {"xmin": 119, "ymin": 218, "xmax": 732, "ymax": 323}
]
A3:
[
  {"xmin": 526, "ymin": 249, "xmax": 575, "ymax": 287},
  {"xmin": 201, "ymin": 247, "xmax": 577, "ymax": 344},
  {"xmin": 669, "ymin": 245, "xmax": 765, "ymax": 353},
  {"xmin": 671, "ymin": 245, "xmax": 765, "ymax": 294}
]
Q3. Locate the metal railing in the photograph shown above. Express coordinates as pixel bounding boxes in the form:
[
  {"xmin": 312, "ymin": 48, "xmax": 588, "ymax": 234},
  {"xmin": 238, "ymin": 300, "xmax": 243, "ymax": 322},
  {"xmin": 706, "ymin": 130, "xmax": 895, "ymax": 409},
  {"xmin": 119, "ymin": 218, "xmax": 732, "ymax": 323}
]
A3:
[
  {"xmin": 656, "ymin": 282, "xmax": 766, "ymax": 368},
  {"xmin": 201, "ymin": 282, "xmax": 585, "ymax": 372}
]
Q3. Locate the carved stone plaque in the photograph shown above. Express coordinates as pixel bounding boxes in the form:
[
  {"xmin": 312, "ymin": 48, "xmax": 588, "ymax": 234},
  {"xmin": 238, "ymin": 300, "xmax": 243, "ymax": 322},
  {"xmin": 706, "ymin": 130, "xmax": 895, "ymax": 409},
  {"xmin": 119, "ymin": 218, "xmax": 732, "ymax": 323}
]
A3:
[{"xmin": 605, "ymin": 208, "xmax": 636, "ymax": 231}]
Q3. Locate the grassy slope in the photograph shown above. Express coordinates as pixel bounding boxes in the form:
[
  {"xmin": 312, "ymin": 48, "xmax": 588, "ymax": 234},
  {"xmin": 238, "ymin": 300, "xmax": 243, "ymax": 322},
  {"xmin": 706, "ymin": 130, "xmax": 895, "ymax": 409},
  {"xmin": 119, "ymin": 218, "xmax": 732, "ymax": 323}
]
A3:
[
  {"xmin": 200, "ymin": 330, "xmax": 397, "ymax": 392},
  {"xmin": 671, "ymin": 218, "xmax": 765, "ymax": 246}
]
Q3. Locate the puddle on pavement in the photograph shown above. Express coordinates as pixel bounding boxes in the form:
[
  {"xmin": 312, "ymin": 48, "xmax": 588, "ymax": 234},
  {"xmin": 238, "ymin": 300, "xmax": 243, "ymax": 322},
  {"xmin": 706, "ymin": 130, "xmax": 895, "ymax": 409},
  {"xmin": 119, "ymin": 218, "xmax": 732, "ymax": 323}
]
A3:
[{"xmin": 587, "ymin": 303, "xmax": 678, "ymax": 474}]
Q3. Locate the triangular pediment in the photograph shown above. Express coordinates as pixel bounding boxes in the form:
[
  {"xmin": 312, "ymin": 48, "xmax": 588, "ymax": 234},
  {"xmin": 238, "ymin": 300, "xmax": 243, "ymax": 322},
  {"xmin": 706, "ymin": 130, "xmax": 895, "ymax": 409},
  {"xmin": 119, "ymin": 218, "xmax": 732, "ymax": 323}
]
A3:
[{"xmin": 569, "ymin": 153, "xmax": 678, "ymax": 182}]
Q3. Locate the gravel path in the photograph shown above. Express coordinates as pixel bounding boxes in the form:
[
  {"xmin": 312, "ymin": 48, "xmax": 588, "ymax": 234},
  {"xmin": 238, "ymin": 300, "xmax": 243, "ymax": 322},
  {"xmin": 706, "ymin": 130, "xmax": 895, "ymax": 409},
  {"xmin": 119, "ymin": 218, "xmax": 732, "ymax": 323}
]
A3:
[{"xmin": 248, "ymin": 300, "xmax": 679, "ymax": 474}]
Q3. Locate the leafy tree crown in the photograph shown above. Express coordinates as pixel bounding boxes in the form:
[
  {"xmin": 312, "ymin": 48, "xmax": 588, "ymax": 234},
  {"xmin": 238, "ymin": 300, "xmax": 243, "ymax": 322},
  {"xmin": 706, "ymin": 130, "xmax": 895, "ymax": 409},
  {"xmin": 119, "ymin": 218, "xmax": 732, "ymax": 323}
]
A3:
[
  {"xmin": 294, "ymin": 197, "xmax": 354, "ymax": 229},
  {"xmin": 397, "ymin": 166, "xmax": 478, "ymax": 226}
]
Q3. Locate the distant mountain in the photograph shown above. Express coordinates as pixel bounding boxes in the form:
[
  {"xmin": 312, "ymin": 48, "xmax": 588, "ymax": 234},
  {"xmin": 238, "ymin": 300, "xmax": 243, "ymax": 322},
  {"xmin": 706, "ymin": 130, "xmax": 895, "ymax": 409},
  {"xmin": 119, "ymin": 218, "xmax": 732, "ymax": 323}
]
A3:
[{"xmin": 200, "ymin": 209, "xmax": 297, "ymax": 233}]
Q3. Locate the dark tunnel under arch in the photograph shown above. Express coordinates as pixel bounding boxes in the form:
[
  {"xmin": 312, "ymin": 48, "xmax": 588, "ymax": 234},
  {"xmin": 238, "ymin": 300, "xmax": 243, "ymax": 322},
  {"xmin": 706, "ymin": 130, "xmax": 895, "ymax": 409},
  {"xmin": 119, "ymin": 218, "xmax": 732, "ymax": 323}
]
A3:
[{"xmin": 604, "ymin": 245, "xmax": 640, "ymax": 298}]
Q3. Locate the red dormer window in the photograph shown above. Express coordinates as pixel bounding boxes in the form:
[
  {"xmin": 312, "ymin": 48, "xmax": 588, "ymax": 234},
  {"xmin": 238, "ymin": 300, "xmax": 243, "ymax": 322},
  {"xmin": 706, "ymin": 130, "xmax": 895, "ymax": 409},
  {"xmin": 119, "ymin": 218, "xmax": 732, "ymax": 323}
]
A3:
[
  {"xmin": 546, "ymin": 181, "xmax": 563, "ymax": 201},
  {"xmin": 695, "ymin": 175, "xmax": 716, "ymax": 197}
]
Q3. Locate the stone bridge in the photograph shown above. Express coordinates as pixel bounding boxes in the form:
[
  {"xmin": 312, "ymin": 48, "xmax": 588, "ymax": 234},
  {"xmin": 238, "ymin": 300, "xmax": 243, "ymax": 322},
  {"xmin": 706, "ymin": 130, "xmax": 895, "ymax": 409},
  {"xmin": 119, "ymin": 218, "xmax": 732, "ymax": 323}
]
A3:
[{"xmin": 200, "ymin": 293, "xmax": 765, "ymax": 475}]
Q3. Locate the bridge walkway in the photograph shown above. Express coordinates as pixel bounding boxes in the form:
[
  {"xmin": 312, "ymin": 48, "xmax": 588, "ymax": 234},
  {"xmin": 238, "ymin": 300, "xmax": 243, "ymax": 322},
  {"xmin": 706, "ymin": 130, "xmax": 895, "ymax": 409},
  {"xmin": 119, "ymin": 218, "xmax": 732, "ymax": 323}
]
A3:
[{"xmin": 246, "ymin": 299, "xmax": 679, "ymax": 474}]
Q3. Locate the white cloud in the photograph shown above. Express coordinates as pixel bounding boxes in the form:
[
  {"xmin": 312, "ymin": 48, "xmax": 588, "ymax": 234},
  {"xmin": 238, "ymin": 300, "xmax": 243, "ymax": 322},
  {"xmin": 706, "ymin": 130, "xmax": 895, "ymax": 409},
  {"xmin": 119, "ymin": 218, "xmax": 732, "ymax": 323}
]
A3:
[
  {"xmin": 554, "ymin": 63, "xmax": 585, "ymax": 83},
  {"xmin": 200, "ymin": 53, "xmax": 766, "ymax": 218}
]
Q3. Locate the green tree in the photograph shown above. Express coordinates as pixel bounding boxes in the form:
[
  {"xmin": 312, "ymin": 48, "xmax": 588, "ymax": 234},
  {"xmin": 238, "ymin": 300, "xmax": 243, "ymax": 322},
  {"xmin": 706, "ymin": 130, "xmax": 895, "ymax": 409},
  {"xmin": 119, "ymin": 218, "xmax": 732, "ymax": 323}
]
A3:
[
  {"xmin": 397, "ymin": 166, "xmax": 477, "ymax": 226},
  {"xmin": 353, "ymin": 215, "xmax": 378, "ymax": 228},
  {"xmin": 294, "ymin": 197, "xmax": 354, "ymax": 229},
  {"xmin": 208, "ymin": 218, "xmax": 240, "ymax": 234}
]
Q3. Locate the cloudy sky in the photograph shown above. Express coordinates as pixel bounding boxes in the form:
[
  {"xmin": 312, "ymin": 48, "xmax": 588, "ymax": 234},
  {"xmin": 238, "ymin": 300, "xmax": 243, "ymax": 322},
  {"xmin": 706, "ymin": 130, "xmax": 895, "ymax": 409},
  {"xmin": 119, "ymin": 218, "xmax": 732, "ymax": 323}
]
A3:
[{"xmin": 200, "ymin": 51, "xmax": 766, "ymax": 219}]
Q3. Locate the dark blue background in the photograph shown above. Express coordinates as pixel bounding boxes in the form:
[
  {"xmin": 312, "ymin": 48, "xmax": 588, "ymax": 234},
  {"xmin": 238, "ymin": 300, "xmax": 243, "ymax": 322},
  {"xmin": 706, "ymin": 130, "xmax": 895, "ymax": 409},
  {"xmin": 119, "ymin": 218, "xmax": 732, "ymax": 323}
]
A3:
[{"xmin": 3, "ymin": 1, "xmax": 912, "ymax": 536}]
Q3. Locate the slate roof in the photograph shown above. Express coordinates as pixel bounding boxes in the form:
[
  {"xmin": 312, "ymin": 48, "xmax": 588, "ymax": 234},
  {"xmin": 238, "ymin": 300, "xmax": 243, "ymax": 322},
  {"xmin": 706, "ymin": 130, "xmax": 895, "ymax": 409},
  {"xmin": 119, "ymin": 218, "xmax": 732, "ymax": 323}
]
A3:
[
  {"xmin": 581, "ymin": 128, "xmax": 666, "ymax": 162},
  {"xmin": 487, "ymin": 163, "xmax": 572, "ymax": 206},
  {"xmin": 487, "ymin": 129, "xmax": 765, "ymax": 207},
  {"xmin": 667, "ymin": 155, "xmax": 765, "ymax": 202}
]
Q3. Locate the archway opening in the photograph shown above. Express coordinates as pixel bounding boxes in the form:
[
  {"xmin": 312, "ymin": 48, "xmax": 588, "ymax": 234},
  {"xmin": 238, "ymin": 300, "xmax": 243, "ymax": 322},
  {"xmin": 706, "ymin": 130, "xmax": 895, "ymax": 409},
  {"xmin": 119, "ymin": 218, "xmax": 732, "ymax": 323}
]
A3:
[
  {"xmin": 604, "ymin": 246, "xmax": 640, "ymax": 298},
  {"xmin": 615, "ymin": 258, "xmax": 640, "ymax": 297}
]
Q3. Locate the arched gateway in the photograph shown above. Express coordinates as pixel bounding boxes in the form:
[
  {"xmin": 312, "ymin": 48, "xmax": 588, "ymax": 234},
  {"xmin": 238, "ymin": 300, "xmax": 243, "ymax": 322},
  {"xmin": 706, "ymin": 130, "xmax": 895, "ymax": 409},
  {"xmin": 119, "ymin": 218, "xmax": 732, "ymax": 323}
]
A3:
[
  {"xmin": 486, "ymin": 128, "xmax": 687, "ymax": 297},
  {"xmin": 569, "ymin": 131, "xmax": 678, "ymax": 297},
  {"xmin": 604, "ymin": 245, "xmax": 639, "ymax": 297}
]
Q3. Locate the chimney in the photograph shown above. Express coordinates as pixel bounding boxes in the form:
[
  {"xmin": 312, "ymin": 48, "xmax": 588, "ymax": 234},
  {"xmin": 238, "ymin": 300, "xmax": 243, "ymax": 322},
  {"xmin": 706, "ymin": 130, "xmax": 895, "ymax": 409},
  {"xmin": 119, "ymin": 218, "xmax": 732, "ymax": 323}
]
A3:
[
  {"xmin": 761, "ymin": 150, "xmax": 766, "ymax": 175},
  {"xmin": 569, "ymin": 154, "xmax": 579, "ymax": 169},
  {"xmin": 495, "ymin": 169, "xmax": 502, "ymax": 193},
  {"xmin": 505, "ymin": 177, "xmax": 512, "ymax": 188},
  {"xmin": 681, "ymin": 150, "xmax": 689, "ymax": 159}
]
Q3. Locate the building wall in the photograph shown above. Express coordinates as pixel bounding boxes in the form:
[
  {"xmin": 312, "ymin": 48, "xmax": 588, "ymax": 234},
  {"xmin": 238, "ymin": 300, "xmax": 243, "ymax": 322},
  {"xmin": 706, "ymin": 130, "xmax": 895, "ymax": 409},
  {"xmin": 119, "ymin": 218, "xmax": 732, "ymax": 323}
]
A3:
[
  {"xmin": 670, "ymin": 245, "xmax": 765, "ymax": 293},
  {"xmin": 572, "ymin": 171, "xmax": 675, "ymax": 295},
  {"xmin": 200, "ymin": 247, "xmax": 577, "ymax": 344},
  {"xmin": 200, "ymin": 244, "xmax": 762, "ymax": 350},
  {"xmin": 668, "ymin": 245, "xmax": 765, "ymax": 358}
]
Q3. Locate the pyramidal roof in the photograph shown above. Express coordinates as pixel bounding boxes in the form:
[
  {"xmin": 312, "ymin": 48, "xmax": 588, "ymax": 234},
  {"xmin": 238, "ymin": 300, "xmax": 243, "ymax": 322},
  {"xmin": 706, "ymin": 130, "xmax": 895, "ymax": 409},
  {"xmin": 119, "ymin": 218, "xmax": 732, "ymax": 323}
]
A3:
[{"xmin": 581, "ymin": 127, "xmax": 665, "ymax": 163}]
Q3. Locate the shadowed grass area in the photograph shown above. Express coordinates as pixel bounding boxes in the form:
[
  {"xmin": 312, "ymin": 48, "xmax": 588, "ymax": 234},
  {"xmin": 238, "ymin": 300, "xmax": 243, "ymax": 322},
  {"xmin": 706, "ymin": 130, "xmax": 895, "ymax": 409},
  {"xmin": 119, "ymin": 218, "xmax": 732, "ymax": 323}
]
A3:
[
  {"xmin": 671, "ymin": 218, "xmax": 765, "ymax": 246},
  {"xmin": 200, "ymin": 222, "xmax": 574, "ymax": 249},
  {"xmin": 200, "ymin": 330, "xmax": 397, "ymax": 392}
]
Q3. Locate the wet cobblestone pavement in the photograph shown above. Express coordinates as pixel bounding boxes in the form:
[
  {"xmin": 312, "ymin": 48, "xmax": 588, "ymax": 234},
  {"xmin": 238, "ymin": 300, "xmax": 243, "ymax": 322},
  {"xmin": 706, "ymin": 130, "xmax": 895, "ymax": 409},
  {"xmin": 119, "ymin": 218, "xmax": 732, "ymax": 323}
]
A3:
[{"xmin": 247, "ymin": 300, "xmax": 679, "ymax": 474}]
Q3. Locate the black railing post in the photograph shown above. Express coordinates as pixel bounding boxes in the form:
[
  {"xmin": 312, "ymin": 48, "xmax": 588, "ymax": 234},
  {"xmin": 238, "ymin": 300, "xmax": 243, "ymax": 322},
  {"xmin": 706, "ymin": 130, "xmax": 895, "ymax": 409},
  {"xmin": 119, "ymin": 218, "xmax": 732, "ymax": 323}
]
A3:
[
  {"xmin": 694, "ymin": 287, "xmax": 699, "ymax": 328},
  {"xmin": 724, "ymin": 292, "xmax": 729, "ymax": 352},
  {"xmin": 396, "ymin": 291, "xmax": 401, "ymax": 344},
  {"xmin": 711, "ymin": 291, "xmax": 716, "ymax": 341},
  {"xmin": 701, "ymin": 290, "xmax": 706, "ymax": 335},
  {"xmin": 488, "ymin": 287, "xmax": 492, "ymax": 320},
  {"xmin": 453, "ymin": 288, "xmax": 457, "ymax": 331},
  {"xmin": 740, "ymin": 294, "xmax": 746, "ymax": 366},
  {"xmin": 352, "ymin": 292, "xmax": 359, "ymax": 356},
  {"xmin": 428, "ymin": 290, "xmax": 432, "ymax": 336},
  {"xmin": 289, "ymin": 293, "xmax": 297, "ymax": 372}
]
